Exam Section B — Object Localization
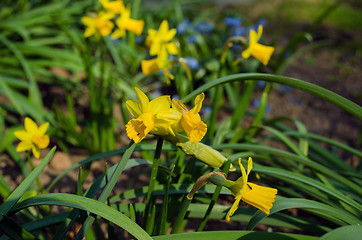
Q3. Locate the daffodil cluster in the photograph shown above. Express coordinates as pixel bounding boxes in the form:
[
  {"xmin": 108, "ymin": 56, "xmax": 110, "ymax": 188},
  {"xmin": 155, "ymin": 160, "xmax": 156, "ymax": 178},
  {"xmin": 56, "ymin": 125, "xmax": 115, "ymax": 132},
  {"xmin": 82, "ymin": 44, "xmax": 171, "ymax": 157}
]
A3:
[
  {"xmin": 142, "ymin": 20, "xmax": 180, "ymax": 82},
  {"xmin": 82, "ymin": 0, "xmax": 144, "ymax": 39},
  {"xmin": 125, "ymin": 88, "xmax": 206, "ymax": 144}
]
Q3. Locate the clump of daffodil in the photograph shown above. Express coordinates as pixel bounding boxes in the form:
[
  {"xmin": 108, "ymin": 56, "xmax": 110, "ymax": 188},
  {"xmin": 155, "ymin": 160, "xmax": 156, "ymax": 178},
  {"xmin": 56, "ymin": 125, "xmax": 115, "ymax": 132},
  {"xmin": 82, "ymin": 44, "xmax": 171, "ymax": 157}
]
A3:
[
  {"xmin": 125, "ymin": 88, "xmax": 180, "ymax": 143},
  {"xmin": 142, "ymin": 20, "xmax": 179, "ymax": 83},
  {"xmin": 81, "ymin": 11, "xmax": 114, "ymax": 38},
  {"xmin": 172, "ymin": 93, "xmax": 207, "ymax": 143},
  {"xmin": 14, "ymin": 117, "xmax": 50, "ymax": 159},
  {"xmin": 186, "ymin": 157, "xmax": 277, "ymax": 221},
  {"xmin": 224, "ymin": 157, "xmax": 277, "ymax": 220},
  {"xmin": 242, "ymin": 25, "xmax": 275, "ymax": 65},
  {"xmin": 99, "ymin": 0, "xmax": 125, "ymax": 15},
  {"xmin": 111, "ymin": 5, "xmax": 144, "ymax": 39}
]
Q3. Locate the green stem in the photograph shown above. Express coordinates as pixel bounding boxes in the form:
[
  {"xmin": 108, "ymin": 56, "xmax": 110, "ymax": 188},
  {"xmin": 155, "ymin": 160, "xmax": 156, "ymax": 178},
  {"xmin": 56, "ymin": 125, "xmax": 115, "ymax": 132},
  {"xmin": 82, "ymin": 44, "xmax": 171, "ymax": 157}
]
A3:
[
  {"xmin": 170, "ymin": 196, "xmax": 192, "ymax": 234},
  {"xmin": 196, "ymin": 159, "xmax": 231, "ymax": 231},
  {"xmin": 144, "ymin": 137, "xmax": 163, "ymax": 234}
]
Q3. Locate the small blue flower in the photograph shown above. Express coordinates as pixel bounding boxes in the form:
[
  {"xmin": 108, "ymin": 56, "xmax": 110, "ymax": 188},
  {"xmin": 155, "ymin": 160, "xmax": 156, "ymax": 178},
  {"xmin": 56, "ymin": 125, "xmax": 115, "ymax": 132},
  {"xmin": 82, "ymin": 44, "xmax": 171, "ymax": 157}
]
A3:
[
  {"xmin": 177, "ymin": 19, "xmax": 191, "ymax": 35},
  {"xmin": 224, "ymin": 16, "xmax": 242, "ymax": 28},
  {"xmin": 194, "ymin": 21, "xmax": 214, "ymax": 34},
  {"xmin": 288, "ymin": 97, "xmax": 303, "ymax": 106},
  {"xmin": 256, "ymin": 18, "xmax": 267, "ymax": 27},
  {"xmin": 185, "ymin": 57, "xmax": 199, "ymax": 70},
  {"xmin": 233, "ymin": 26, "xmax": 247, "ymax": 36},
  {"xmin": 186, "ymin": 35, "xmax": 197, "ymax": 44},
  {"xmin": 135, "ymin": 35, "xmax": 144, "ymax": 45},
  {"xmin": 278, "ymin": 85, "xmax": 293, "ymax": 93},
  {"xmin": 256, "ymin": 81, "xmax": 267, "ymax": 89}
]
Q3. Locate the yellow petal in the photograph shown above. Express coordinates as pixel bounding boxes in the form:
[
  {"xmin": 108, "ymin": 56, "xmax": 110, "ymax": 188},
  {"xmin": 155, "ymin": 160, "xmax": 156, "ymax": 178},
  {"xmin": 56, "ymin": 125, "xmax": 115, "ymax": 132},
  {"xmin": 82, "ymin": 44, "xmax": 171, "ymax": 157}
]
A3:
[
  {"xmin": 190, "ymin": 93, "xmax": 204, "ymax": 114},
  {"xmin": 141, "ymin": 59, "xmax": 160, "ymax": 75},
  {"xmin": 134, "ymin": 87, "xmax": 150, "ymax": 112},
  {"xmin": 32, "ymin": 145, "xmax": 40, "ymax": 159},
  {"xmin": 226, "ymin": 194, "xmax": 242, "ymax": 221},
  {"xmin": 84, "ymin": 27, "xmax": 96, "ymax": 38},
  {"xmin": 241, "ymin": 47, "xmax": 252, "ymax": 59},
  {"xmin": 111, "ymin": 29, "xmax": 125, "ymax": 39},
  {"xmin": 125, "ymin": 19, "xmax": 144, "ymax": 35},
  {"xmin": 238, "ymin": 158, "xmax": 248, "ymax": 187},
  {"xmin": 25, "ymin": 117, "xmax": 39, "ymax": 134},
  {"xmin": 251, "ymin": 43, "xmax": 274, "ymax": 65},
  {"xmin": 81, "ymin": 16, "xmax": 95, "ymax": 26},
  {"xmin": 125, "ymin": 113, "xmax": 154, "ymax": 143},
  {"xmin": 172, "ymin": 99, "xmax": 188, "ymax": 114},
  {"xmin": 241, "ymin": 182, "xmax": 277, "ymax": 214},
  {"xmin": 159, "ymin": 20, "xmax": 169, "ymax": 35},
  {"xmin": 149, "ymin": 95, "xmax": 171, "ymax": 114},
  {"xmin": 166, "ymin": 42, "xmax": 178, "ymax": 55},
  {"xmin": 14, "ymin": 130, "xmax": 31, "ymax": 141},
  {"xmin": 181, "ymin": 112, "xmax": 207, "ymax": 142},
  {"xmin": 157, "ymin": 108, "xmax": 183, "ymax": 133},
  {"xmin": 16, "ymin": 141, "xmax": 32, "ymax": 152},
  {"xmin": 247, "ymin": 157, "xmax": 253, "ymax": 177},
  {"xmin": 37, "ymin": 122, "xmax": 49, "ymax": 135},
  {"xmin": 32, "ymin": 135, "xmax": 49, "ymax": 149},
  {"xmin": 126, "ymin": 100, "xmax": 142, "ymax": 118}
]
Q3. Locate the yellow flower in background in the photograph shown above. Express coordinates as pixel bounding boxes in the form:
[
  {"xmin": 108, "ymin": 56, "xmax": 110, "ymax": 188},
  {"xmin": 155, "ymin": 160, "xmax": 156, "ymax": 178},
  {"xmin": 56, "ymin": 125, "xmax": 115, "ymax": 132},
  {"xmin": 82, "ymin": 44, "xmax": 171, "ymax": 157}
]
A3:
[
  {"xmin": 141, "ymin": 55, "xmax": 174, "ymax": 81},
  {"xmin": 126, "ymin": 88, "xmax": 180, "ymax": 143},
  {"xmin": 146, "ymin": 20, "xmax": 179, "ymax": 58},
  {"xmin": 242, "ymin": 25, "xmax": 275, "ymax": 65},
  {"xmin": 225, "ymin": 157, "xmax": 277, "ymax": 221},
  {"xmin": 99, "ymin": 0, "xmax": 125, "ymax": 14},
  {"xmin": 172, "ymin": 93, "xmax": 207, "ymax": 143},
  {"xmin": 111, "ymin": 5, "xmax": 144, "ymax": 39},
  {"xmin": 81, "ymin": 11, "xmax": 114, "ymax": 38},
  {"xmin": 14, "ymin": 117, "xmax": 50, "ymax": 159}
]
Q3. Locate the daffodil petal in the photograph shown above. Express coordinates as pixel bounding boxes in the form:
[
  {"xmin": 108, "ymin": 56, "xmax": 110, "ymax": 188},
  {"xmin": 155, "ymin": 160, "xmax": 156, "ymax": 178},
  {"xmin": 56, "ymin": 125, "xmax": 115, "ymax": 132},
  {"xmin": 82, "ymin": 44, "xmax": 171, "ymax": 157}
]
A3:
[
  {"xmin": 226, "ymin": 194, "xmax": 242, "ymax": 221},
  {"xmin": 24, "ymin": 117, "xmax": 38, "ymax": 134},
  {"xmin": 38, "ymin": 122, "xmax": 49, "ymax": 135},
  {"xmin": 247, "ymin": 157, "xmax": 253, "ymax": 177},
  {"xmin": 134, "ymin": 87, "xmax": 149, "ymax": 112},
  {"xmin": 16, "ymin": 141, "xmax": 32, "ymax": 152},
  {"xmin": 141, "ymin": 59, "xmax": 160, "ymax": 75},
  {"xmin": 149, "ymin": 95, "xmax": 171, "ymax": 114},
  {"xmin": 14, "ymin": 130, "xmax": 31, "ymax": 141},
  {"xmin": 191, "ymin": 93, "xmax": 204, "ymax": 114},
  {"xmin": 126, "ymin": 100, "xmax": 142, "ymax": 118},
  {"xmin": 166, "ymin": 42, "xmax": 178, "ymax": 55},
  {"xmin": 171, "ymin": 99, "xmax": 188, "ymax": 114},
  {"xmin": 125, "ymin": 19, "xmax": 144, "ymax": 35},
  {"xmin": 32, "ymin": 145, "xmax": 40, "ymax": 159},
  {"xmin": 241, "ymin": 182, "xmax": 277, "ymax": 214}
]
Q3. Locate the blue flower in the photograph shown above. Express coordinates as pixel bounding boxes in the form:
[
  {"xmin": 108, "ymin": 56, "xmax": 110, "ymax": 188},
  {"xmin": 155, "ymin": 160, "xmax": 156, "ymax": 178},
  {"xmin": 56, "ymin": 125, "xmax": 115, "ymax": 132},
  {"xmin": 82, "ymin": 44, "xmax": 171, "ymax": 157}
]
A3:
[
  {"xmin": 233, "ymin": 26, "xmax": 247, "ymax": 36},
  {"xmin": 177, "ymin": 19, "xmax": 191, "ymax": 35},
  {"xmin": 224, "ymin": 16, "xmax": 242, "ymax": 28},
  {"xmin": 185, "ymin": 57, "xmax": 199, "ymax": 70},
  {"xmin": 194, "ymin": 21, "xmax": 214, "ymax": 34},
  {"xmin": 186, "ymin": 35, "xmax": 197, "ymax": 44}
]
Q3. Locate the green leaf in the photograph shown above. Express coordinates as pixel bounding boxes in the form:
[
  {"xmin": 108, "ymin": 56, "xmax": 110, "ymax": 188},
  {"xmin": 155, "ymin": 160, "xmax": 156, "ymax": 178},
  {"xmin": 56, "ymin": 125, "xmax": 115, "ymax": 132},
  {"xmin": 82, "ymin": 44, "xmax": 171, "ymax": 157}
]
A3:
[
  {"xmin": 0, "ymin": 215, "xmax": 37, "ymax": 240},
  {"xmin": 247, "ymin": 197, "xmax": 361, "ymax": 230},
  {"xmin": 181, "ymin": 73, "xmax": 362, "ymax": 120},
  {"xmin": 12, "ymin": 193, "xmax": 152, "ymax": 240},
  {"xmin": 0, "ymin": 147, "xmax": 56, "ymax": 220},
  {"xmin": 319, "ymin": 225, "xmax": 362, "ymax": 240},
  {"xmin": 153, "ymin": 230, "xmax": 317, "ymax": 240}
]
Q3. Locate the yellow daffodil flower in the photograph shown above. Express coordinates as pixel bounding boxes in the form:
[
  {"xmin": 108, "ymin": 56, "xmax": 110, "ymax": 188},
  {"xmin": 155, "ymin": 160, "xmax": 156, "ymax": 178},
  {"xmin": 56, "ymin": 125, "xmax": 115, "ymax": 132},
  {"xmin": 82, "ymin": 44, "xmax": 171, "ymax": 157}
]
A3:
[
  {"xmin": 146, "ymin": 20, "xmax": 179, "ymax": 58},
  {"xmin": 242, "ymin": 25, "xmax": 275, "ymax": 65},
  {"xmin": 111, "ymin": 5, "xmax": 144, "ymax": 39},
  {"xmin": 141, "ymin": 56, "xmax": 174, "ymax": 81},
  {"xmin": 172, "ymin": 93, "xmax": 207, "ymax": 143},
  {"xmin": 99, "ymin": 0, "xmax": 125, "ymax": 14},
  {"xmin": 14, "ymin": 117, "xmax": 50, "ymax": 159},
  {"xmin": 81, "ymin": 11, "xmax": 114, "ymax": 38},
  {"xmin": 126, "ymin": 88, "xmax": 180, "ymax": 143},
  {"xmin": 226, "ymin": 157, "xmax": 277, "ymax": 221}
]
